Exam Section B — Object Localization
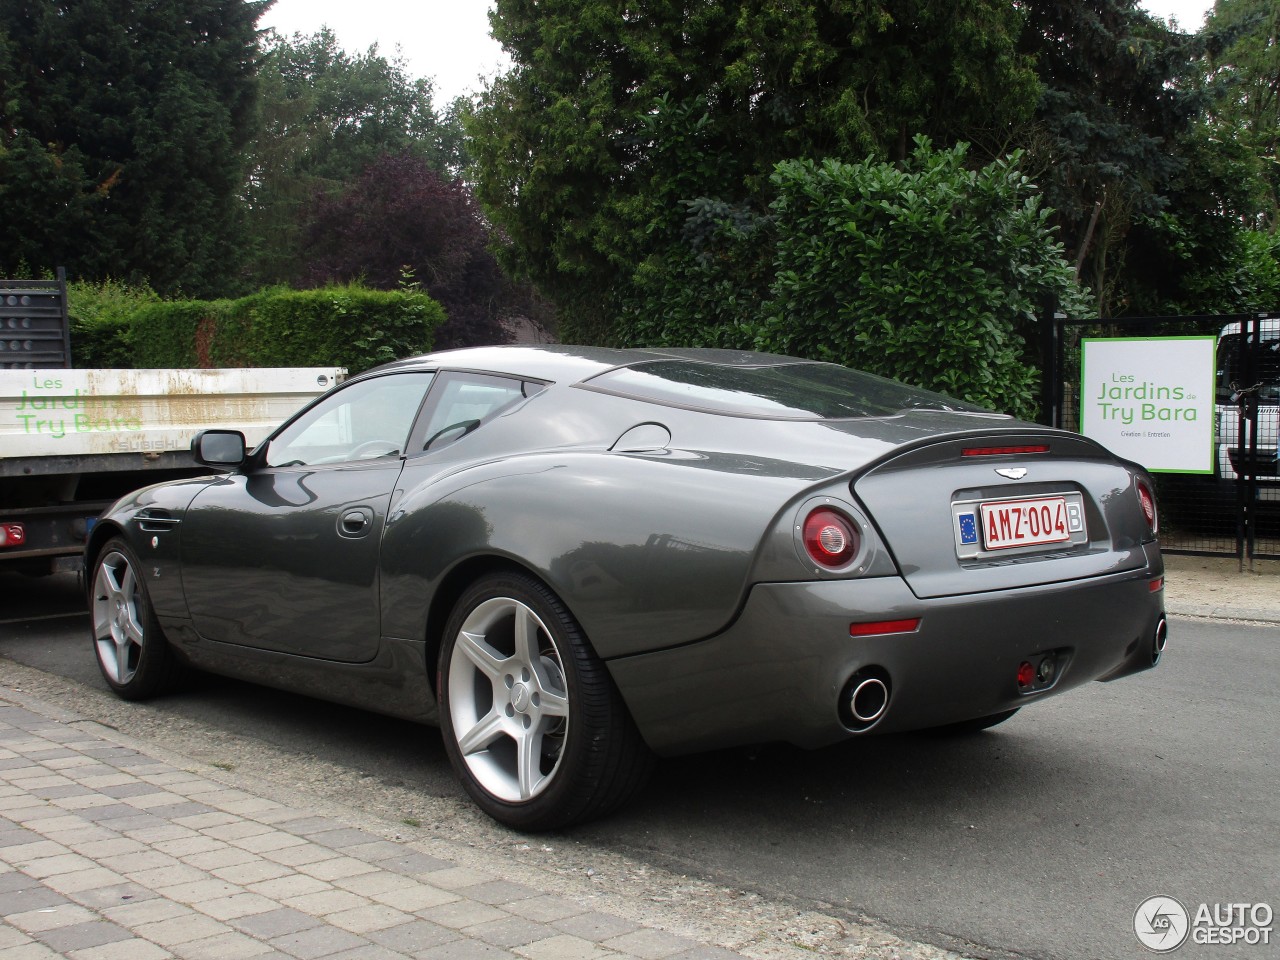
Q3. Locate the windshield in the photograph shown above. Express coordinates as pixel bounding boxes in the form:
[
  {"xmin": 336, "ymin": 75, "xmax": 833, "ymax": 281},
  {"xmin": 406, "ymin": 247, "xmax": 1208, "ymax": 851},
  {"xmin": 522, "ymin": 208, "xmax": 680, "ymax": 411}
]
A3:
[
  {"xmin": 582, "ymin": 360, "xmax": 987, "ymax": 420},
  {"xmin": 1217, "ymin": 334, "xmax": 1280, "ymax": 405}
]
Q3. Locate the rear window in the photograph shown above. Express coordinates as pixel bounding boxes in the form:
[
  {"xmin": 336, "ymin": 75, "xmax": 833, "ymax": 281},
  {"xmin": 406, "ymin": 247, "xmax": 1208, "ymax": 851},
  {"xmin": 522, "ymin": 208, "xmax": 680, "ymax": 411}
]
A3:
[{"xmin": 581, "ymin": 360, "xmax": 986, "ymax": 420}]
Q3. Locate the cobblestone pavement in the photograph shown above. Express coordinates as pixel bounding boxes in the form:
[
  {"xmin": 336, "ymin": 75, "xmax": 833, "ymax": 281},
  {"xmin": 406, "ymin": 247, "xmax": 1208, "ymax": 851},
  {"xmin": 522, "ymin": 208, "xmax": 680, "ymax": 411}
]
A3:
[{"xmin": 0, "ymin": 697, "xmax": 747, "ymax": 960}]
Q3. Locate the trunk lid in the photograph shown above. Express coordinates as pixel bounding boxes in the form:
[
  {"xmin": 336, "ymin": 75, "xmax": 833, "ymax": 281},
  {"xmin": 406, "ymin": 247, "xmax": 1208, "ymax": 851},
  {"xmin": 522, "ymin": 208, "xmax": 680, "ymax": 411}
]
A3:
[{"xmin": 851, "ymin": 430, "xmax": 1154, "ymax": 599}]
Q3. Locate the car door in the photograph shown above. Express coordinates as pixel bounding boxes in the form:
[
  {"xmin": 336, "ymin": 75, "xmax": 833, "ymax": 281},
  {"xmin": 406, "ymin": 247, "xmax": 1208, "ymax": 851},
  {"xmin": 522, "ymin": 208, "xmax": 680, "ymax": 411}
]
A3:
[{"xmin": 180, "ymin": 371, "xmax": 435, "ymax": 663}]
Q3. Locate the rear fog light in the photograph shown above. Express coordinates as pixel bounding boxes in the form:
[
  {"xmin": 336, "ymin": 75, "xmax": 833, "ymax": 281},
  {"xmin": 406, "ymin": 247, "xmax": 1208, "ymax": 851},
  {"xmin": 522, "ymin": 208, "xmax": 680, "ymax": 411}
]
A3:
[
  {"xmin": 0, "ymin": 523, "xmax": 25, "ymax": 548},
  {"xmin": 1017, "ymin": 652, "xmax": 1061, "ymax": 693}
]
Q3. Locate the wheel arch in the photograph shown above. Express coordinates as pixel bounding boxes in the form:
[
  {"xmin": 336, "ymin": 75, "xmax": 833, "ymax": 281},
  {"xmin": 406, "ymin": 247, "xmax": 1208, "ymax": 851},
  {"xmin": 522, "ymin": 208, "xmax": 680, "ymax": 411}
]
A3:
[
  {"xmin": 423, "ymin": 554, "xmax": 556, "ymax": 688},
  {"xmin": 85, "ymin": 520, "xmax": 129, "ymax": 586},
  {"xmin": 431, "ymin": 555, "xmax": 654, "ymax": 829},
  {"xmin": 87, "ymin": 529, "xmax": 189, "ymax": 699}
]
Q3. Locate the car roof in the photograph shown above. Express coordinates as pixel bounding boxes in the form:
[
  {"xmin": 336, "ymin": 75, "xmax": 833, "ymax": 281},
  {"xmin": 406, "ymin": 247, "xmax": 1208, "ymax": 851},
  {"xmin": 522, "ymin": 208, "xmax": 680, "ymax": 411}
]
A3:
[{"xmin": 370, "ymin": 344, "xmax": 814, "ymax": 385}]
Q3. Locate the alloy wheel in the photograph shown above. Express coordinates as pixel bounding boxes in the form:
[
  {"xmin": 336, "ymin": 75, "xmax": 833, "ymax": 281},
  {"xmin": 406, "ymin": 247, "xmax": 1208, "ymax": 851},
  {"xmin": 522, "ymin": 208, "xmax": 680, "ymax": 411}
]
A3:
[
  {"xmin": 92, "ymin": 550, "xmax": 143, "ymax": 685},
  {"xmin": 445, "ymin": 595, "xmax": 570, "ymax": 802}
]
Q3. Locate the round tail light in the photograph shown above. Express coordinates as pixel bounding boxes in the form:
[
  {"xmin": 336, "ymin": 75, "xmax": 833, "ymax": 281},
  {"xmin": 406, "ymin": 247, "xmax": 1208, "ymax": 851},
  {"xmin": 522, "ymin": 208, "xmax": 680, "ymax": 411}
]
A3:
[
  {"xmin": 803, "ymin": 508, "xmax": 858, "ymax": 568},
  {"xmin": 1136, "ymin": 479, "xmax": 1158, "ymax": 536}
]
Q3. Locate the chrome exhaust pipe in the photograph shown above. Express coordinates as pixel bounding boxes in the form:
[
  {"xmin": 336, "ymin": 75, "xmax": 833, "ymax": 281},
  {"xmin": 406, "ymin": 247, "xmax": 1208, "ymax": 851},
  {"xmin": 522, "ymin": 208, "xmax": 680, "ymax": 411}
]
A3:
[
  {"xmin": 1151, "ymin": 617, "xmax": 1168, "ymax": 665},
  {"xmin": 849, "ymin": 675, "xmax": 889, "ymax": 726}
]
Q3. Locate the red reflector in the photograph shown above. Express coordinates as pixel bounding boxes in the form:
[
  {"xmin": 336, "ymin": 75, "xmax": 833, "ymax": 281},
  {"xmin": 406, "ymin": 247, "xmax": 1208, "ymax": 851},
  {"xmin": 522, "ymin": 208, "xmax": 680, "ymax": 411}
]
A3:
[
  {"xmin": 0, "ymin": 523, "xmax": 26, "ymax": 548},
  {"xmin": 1149, "ymin": 577, "xmax": 1164, "ymax": 593},
  {"xmin": 962, "ymin": 445, "xmax": 1050, "ymax": 457},
  {"xmin": 849, "ymin": 618, "xmax": 920, "ymax": 637},
  {"xmin": 1017, "ymin": 661, "xmax": 1035, "ymax": 688}
]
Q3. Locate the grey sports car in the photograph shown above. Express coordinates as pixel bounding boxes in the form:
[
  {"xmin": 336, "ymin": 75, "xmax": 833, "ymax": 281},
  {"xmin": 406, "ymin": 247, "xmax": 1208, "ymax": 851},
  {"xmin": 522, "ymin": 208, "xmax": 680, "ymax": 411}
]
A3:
[{"xmin": 88, "ymin": 345, "xmax": 1167, "ymax": 830}]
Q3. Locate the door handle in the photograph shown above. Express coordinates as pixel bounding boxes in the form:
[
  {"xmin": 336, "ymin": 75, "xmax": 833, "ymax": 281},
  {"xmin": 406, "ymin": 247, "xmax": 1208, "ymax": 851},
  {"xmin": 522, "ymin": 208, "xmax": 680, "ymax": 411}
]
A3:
[{"xmin": 339, "ymin": 508, "xmax": 374, "ymax": 538}]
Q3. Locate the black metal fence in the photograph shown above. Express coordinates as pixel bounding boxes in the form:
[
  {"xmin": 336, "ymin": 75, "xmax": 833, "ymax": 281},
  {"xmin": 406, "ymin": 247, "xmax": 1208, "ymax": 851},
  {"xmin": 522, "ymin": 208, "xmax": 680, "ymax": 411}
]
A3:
[{"xmin": 1043, "ymin": 310, "xmax": 1280, "ymax": 561}]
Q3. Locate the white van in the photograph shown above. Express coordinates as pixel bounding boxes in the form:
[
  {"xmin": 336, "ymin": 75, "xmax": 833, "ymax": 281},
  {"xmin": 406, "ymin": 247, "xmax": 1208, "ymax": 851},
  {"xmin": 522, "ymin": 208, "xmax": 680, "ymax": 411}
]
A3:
[{"xmin": 1215, "ymin": 317, "xmax": 1280, "ymax": 496}]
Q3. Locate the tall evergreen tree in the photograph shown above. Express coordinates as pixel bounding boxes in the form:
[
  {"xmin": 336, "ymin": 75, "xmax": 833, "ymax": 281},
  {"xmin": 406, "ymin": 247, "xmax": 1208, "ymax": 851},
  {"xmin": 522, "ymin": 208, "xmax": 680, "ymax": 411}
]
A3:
[
  {"xmin": 1016, "ymin": 0, "xmax": 1203, "ymax": 312},
  {"xmin": 0, "ymin": 0, "xmax": 266, "ymax": 295}
]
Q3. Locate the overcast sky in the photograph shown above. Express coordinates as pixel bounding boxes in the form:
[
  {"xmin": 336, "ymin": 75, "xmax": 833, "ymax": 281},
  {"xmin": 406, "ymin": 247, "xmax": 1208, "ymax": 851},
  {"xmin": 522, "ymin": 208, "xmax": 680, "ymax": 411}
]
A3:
[
  {"xmin": 258, "ymin": 1, "xmax": 1217, "ymax": 107},
  {"xmin": 259, "ymin": 0, "xmax": 509, "ymax": 104}
]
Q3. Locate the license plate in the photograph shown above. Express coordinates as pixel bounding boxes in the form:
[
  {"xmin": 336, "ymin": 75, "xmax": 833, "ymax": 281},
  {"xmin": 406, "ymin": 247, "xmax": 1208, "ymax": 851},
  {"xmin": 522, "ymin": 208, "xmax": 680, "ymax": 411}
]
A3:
[{"xmin": 980, "ymin": 496, "xmax": 1070, "ymax": 551}]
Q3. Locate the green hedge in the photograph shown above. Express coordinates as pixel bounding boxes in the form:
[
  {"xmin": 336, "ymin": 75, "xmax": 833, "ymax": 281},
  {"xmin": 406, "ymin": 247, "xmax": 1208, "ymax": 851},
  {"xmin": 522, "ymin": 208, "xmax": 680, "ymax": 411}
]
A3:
[
  {"xmin": 616, "ymin": 139, "xmax": 1092, "ymax": 420},
  {"xmin": 68, "ymin": 279, "xmax": 161, "ymax": 368},
  {"xmin": 74, "ymin": 284, "xmax": 445, "ymax": 374}
]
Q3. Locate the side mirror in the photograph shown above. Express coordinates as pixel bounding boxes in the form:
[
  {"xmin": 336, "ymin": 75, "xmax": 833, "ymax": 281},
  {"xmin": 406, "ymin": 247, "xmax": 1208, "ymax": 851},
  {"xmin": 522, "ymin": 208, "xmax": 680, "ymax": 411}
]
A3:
[{"xmin": 193, "ymin": 429, "xmax": 247, "ymax": 467}]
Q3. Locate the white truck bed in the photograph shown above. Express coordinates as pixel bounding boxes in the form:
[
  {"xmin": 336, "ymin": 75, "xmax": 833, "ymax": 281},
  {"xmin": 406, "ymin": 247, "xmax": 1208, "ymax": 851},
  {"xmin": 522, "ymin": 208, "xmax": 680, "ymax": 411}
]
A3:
[
  {"xmin": 1, "ymin": 367, "xmax": 345, "ymax": 571},
  {"xmin": 1, "ymin": 368, "xmax": 344, "ymax": 466}
]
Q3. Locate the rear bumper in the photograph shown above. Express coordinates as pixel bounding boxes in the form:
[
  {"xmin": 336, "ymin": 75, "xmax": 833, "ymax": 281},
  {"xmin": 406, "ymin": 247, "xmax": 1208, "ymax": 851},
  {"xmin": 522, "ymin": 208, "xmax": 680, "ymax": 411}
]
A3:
[{"xmin": 607, "ymin": 546, "xmax": 1165, "ymax": 756}]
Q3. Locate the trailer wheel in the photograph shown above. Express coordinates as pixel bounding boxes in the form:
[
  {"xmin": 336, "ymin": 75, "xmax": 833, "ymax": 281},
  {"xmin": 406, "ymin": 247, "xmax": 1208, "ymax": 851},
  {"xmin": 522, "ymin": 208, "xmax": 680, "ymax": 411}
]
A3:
[{"xmin": 90, "ymin": 538, "xmax": 185, "ymax": 699}]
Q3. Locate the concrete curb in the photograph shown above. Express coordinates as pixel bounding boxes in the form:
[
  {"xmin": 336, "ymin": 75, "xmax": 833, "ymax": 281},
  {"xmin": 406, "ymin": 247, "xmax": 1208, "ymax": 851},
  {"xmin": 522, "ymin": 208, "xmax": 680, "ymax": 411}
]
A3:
[
  {"xmin": 1165, "ymin": 602, "xmax": 1280, "ymax": 623},
  {"xmin": 1161, "ymin": 553, "xmax": 1280, "ymax": 625}
]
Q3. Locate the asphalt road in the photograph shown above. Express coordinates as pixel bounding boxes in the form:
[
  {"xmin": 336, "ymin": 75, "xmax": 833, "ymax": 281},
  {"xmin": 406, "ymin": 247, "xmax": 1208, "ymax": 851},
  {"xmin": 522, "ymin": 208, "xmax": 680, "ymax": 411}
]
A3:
[{"xmin": 1, "ymin": 570, "xmax": 1276, "ymax": 960}]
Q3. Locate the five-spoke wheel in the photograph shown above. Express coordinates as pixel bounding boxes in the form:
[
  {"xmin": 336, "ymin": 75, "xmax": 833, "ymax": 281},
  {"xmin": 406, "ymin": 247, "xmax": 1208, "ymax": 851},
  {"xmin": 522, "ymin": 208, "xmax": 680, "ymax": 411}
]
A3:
[
  {"xmin": 446, "ymin": 594, "xmax": 570, "ymax": 802},
  {"xmin": 438, "ymin": 572, "xmax": 651, "ymax": 830},
  {"xmin": 90, "ymin": 538, "xmax": 184, "ymax": 699},
  {"xmin": 93, "ymin": 547, "xmax": 145, "ymax": 686}
]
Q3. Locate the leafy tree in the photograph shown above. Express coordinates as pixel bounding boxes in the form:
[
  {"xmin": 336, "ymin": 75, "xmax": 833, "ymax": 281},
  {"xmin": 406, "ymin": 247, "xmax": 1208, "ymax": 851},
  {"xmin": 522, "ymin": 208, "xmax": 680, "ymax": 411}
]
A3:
[
  {"xmin": 1239, "ymin": 230, "xmax": 1280, "ymax": 305},
  {"xmin": 1120, "ymin": 122, "xmax": 1272, "ymax": 314},
  {"xmin": 298, "ymin": 153, "xmax": 515, "ymax": 348},
  {"xmin": 1016, "ymin": 0, "xmax": 1205, "ymax": 312},
  {"xmin": 0, "ymin": 0, "xmax": 266, "ymax": 296},
  {"xmin": 1202, "ymin": 0, "xmax": 1279, "ymax": 229},
  {"xmin": 470, "ymin": 0, "xmax": 1039, "ymax": 342},
  {"xmin": 623, "ymin": 141, "xmax": 1086, "ymax": 418},
  {"xmin": 245, "ymin": 29, "xmax": 468, "ymax": 287},
  {"xmin": 1090, "ymin": 0, "xmax": 1280, "ymax": 316}
]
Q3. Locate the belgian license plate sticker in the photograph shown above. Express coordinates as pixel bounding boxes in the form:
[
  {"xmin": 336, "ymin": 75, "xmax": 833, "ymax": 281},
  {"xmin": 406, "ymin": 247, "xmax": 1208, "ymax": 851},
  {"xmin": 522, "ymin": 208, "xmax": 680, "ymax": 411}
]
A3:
[{"xmin": 980, "ymin": 496, "xmax": 1072, "ymax": 550}]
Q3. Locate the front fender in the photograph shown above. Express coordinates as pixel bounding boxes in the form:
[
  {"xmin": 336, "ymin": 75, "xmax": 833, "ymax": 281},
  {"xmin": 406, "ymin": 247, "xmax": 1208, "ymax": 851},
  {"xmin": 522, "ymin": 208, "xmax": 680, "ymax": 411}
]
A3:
[{"xmin": 85, "ymin": 476, "xmax": 220, "ymax": 619}]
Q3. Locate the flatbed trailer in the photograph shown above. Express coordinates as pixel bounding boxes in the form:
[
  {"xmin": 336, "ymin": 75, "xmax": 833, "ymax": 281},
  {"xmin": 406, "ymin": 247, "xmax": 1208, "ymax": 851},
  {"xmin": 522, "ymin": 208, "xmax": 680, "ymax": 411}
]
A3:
[{"xmin": 1, "ymin": 367, "xmax": 344, "ymax": 574}]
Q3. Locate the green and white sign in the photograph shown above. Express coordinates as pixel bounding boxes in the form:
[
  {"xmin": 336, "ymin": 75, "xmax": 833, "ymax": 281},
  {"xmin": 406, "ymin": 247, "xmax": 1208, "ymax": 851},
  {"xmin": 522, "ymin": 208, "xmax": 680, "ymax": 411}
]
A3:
[{"xmin": 1079, "ymin": 336, "xmax": 1216, "ymax": 474}]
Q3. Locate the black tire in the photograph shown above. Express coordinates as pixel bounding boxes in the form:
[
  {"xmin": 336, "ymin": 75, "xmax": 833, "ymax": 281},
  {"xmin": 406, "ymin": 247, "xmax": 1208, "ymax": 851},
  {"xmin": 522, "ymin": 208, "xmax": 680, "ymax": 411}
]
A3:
[
  {"xmin": 438, "ymin": 571, "xmax": 652, "ymax": 831},
  {"xmin": 89, "ymin": 537, "xmax": 186, "ymax": 700},
  {"xmin": 924, "ymin": 708, "xmax": 1020, "ymax": 736}
]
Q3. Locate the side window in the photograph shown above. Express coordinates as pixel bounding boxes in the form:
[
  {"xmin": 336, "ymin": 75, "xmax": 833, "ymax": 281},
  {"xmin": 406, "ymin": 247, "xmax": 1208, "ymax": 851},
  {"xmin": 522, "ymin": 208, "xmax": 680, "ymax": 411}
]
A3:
[
  {"xmin": 411, "ymin": 373, "xmax": 544, "ymax": 453},
  {"xmin": 265, "ymin": 372, "xmax": 435, "ymax": 467}
]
